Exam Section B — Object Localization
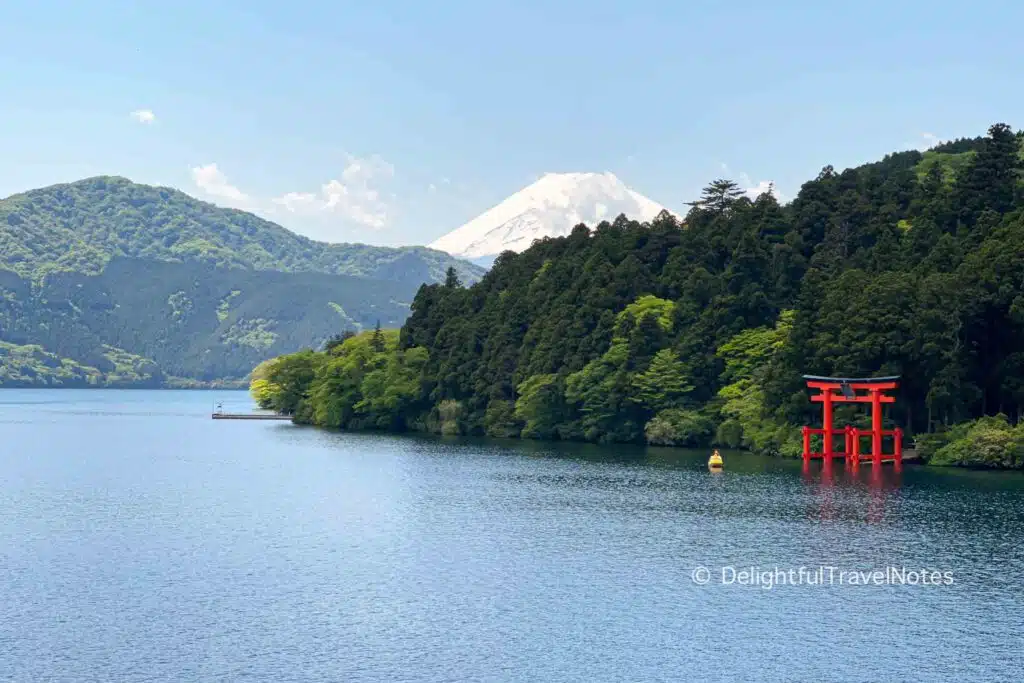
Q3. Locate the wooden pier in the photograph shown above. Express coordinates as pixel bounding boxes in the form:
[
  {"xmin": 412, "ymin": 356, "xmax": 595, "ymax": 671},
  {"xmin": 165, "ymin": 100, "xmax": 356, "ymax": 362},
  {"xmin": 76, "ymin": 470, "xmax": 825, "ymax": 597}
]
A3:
[
  {"xmin": 212, "ymin": 413, "xmax": 292, "ymax": 420},
  {"xmin": 211, "ymin": 400, "xmax": 292, "ymax": 420}
]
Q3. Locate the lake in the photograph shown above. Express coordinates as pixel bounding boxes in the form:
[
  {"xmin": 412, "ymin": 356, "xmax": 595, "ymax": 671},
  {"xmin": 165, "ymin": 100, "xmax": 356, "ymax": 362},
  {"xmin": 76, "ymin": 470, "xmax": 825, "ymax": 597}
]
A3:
[{"xmin": 2, "ymin": 389, "xmax": 1023, "ymax": 682}]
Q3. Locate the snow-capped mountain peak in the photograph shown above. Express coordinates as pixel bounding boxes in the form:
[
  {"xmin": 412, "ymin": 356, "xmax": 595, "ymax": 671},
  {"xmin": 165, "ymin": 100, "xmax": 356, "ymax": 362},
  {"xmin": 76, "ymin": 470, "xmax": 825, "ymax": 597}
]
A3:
[{"xmin": 429, "ymin": 172, "xmax": 678, "ymax": 262}]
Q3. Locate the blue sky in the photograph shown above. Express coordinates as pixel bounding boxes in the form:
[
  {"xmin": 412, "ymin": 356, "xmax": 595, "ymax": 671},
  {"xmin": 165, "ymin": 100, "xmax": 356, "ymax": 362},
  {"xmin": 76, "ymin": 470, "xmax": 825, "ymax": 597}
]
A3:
[{"xmin": 1, "ymin": 0, "xmax": 1021, "ymax": 246}]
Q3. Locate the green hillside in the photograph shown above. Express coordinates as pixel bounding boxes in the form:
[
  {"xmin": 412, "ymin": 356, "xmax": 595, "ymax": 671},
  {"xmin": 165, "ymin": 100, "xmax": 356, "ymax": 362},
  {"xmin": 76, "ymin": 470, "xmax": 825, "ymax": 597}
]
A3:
[
  {"xmin": 0, "ymin": 175, "xmax": 484, "ymax": 286},
  {"xmin": 0, "ymin": 258, "xmax": 414, "ymax": 386},
  {"xmin": 0, "ymin": 176, "xmax": 483, "ymax": 387},
  {"xmin": 254, "ymin": 124, "xmax": 1024, "ymax": 468}
]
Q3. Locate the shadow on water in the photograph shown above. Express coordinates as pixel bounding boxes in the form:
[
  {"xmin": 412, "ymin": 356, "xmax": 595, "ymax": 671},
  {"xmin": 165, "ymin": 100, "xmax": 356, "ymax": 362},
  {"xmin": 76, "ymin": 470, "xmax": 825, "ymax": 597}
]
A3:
[
  {"xmin": 334, "ymin": 431, "xmax": 1024, "ymax": 531},
  {"xmin": 313, "ymin": 428, "xmax": 1024, "ymax": 489}
]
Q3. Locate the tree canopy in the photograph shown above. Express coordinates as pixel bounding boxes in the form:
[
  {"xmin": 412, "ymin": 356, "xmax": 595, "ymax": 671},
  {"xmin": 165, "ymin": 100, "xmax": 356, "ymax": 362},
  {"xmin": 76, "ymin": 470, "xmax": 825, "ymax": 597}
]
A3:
[{"xmin": 254, "ymin": 124, "xmax": 1024, "ymax": 468}]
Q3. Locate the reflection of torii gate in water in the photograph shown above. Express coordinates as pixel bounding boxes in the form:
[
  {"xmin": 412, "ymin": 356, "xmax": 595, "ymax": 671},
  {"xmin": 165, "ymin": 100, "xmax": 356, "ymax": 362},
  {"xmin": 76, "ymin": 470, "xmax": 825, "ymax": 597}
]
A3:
[{"xmin": 801, "ymin": 375, "xmax": 903, "ymax": 470}]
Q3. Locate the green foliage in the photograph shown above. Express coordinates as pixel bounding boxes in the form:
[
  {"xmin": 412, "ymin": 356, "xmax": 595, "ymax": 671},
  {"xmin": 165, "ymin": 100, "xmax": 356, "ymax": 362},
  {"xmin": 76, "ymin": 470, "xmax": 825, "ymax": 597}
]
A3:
[
  {"xmin": 436, "ymin": 399, "xmax": 465, "ymax": 435},
  {"xmin": 167, "ymin": 291, "xmax": 193, "ymax": 320},
  {"xmin": 716, "ymin": 379, "xmax": 800, "ymax": 455},
  {"xmin": 0, "ymin": 341, "xmax": 102, "ymax": 387},
  {"xmin": 261, "ymin": 350, "xmax": 325, "ymax": 415},
  {"xmin": 444, "ymin": 266, "xmax": 463, "ymax": 288},
  {"xmin": 101, "ymin": 345, "xmax": 161, "ymax": 385},
  {"xmin": 249, "ymin": 358, "xmax": 279, "ymax": 408},
  {"xmin": 371, "ymin": 320, "xmax": 385, "ymax": 353},
  {"xmin": 484, "ymin": 399, "xmax": 522, "ymax": 438},
  {"xmin": 711, "ymin": 311, "xmax": 798, "ymax": 454},
  {"xmin": 323, "ymin": 330, "xmax": 357, "ymax": 353},
  {"xmin": 921, "ymin": 415, "xmax": 1024, "ymax": 469},
  {"xmin": 718, "ymin": 310, "xmax": 794, "ymax": 383},
  {"xmin": 565, "ymin": 343, "xmax": 641, "ymax": 442},
  {"xmin": 217, "ymin": 290, "xmax": 241, "ymax": 321},
  {"xmin": 645, "ymin": 409, "xmax": 715, "ymax": 447},
  {"xmin": 686, "ymin": 179, "xmax": 746, "ymax": 213},
  {"xmin": 715, "ymin": 420, "xmax": 744, "ymax": 449},
  {"xmin": 515, "ymin": 374, "xmax": 564, "ymax": 439},
  {"xmin": 249, "ymin": 123, "xmax": 1024, "ymax": 468},
  {"xmin": 248, "ymin": 329, "xmax": 427, "ymax": 429},
  {"xmin": 222, "ymin": 318, "xmax": 278, "ymax": 350},
  {"xmin": 354, "ymin": 345, "xmax": 427, "ymax": 428},
  {"xmin": 915, "ymin": 150, "xmax": 977, "ymax": 185},
  {"xmin": 0, "ymin": 340, "xmax": 160, "ymax": 387},
  {"xmin": 617, "ymin": 295, "xmax": 675, "ymax": 334},
  {"xmin": 631, "ymin": 348, "xmax": 694, "ymax": 412}
]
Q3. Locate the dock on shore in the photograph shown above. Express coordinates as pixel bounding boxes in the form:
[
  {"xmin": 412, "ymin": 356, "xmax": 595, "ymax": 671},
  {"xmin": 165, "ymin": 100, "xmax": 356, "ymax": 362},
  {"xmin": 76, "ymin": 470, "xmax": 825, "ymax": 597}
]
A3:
[{"xmin": 211, "ymin": 413, "xmax": 292, "ymax": 420}]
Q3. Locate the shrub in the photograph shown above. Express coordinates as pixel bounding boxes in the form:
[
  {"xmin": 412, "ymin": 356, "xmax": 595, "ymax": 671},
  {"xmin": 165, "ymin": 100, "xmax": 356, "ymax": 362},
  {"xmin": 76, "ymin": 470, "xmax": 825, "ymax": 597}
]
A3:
[{"xmin": 645, "ymin": 409, "xmax": 715, "ymax": 447}]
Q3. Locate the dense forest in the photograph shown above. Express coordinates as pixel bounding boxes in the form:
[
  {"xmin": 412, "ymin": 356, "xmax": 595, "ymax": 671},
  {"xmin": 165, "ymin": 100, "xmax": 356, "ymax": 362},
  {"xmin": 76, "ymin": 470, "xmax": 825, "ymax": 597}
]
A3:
[
  {"xmin": 254, "ymin": 124, "xmax": 1024, "ymax": 468},
  {"xmin": 0, "ymin": 258, "xmax": 415, "ymax": 386},
  {"xmin": 0, "ymin": 176, "xmax": 483, "ymax": 386}
]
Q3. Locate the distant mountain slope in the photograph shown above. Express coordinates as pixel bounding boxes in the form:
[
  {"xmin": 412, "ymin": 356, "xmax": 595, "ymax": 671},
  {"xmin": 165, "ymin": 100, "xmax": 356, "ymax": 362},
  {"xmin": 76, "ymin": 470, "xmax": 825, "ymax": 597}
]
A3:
[
  {"xmin": 0, "ymin": 175, "xmax": 485, "ymax": 285},
  {"xmin": 429, "ymin": 172, "xmax": 678, "ymax": 260},
  {"xmin": 0, "ymin": 258, "xmax": 412, "ymax": 385},
  {"xmin": 0, "ymin": 175, "xmax": 484, "ymax": 387}
]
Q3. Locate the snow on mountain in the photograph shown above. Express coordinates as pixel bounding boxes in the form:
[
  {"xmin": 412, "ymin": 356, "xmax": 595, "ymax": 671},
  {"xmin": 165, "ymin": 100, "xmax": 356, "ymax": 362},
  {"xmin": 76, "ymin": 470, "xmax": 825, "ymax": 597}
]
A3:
[{"xmin": 429, "ymin": 172, "xmax": 679, "ymax": 261}]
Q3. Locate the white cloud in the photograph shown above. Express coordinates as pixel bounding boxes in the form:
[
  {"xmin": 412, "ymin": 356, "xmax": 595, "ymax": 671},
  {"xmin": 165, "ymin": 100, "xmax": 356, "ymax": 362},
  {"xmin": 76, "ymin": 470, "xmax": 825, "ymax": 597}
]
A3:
[
  {"xmin": 188, "ymin": 155, "xmax": 395, "ymax": 232},
  {"xmin": 426, "ymin": 176, "xmax": 450, "ymax": 194},
  {"xmin": 738, "ymin": 174, "xmax": 783, "ymax": 202},
  {"xmin": 272, "ymin": 154, "xmax": 395, "ymax": 229},
  {"xmin": 916, "ymin": 132, "xmax": 948, "ymax": 151},
  {"xmin": 190, "ymin": 163, "xmax": 250, "ymax": 206},
  {"xmin": 130, "ymin": 109, "xmax": 156, "ymax": 124},
  {"xmin": 273, "ymin": 191, "xmax": 317, "ymax": 212},
  {"xmin": 719, "ymin": 163, "xmax": 785, "ymax": 202}
]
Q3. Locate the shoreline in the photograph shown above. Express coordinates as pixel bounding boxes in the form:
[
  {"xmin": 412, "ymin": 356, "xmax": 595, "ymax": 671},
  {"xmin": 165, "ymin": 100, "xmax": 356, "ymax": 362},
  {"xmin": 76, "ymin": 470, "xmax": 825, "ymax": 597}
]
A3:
[
  {"xmin": 2, "ymin": 387, "xmax": 1017, "ymax": 472},
  {"xmin": 0, "ymin": 383, "xmax": 250, "ymax": 391},
  {"xmin": 279, "ymin": 420, "xmax": 1024, "ymax": 472}
]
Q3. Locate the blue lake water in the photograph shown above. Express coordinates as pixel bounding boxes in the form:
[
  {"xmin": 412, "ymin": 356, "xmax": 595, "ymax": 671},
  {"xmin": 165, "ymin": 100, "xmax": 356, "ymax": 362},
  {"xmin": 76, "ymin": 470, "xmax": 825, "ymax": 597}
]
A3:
[{"xmin": 2, "ymin": 389, "xmax": 1023, "ymax": 682}]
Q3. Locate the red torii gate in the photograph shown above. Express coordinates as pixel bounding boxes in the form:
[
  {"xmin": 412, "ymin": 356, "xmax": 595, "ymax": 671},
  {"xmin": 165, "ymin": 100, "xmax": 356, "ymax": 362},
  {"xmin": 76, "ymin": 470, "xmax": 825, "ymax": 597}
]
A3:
[{"xmin": 801, "ymin": 375, "xmax": 903, "ymax": 468}]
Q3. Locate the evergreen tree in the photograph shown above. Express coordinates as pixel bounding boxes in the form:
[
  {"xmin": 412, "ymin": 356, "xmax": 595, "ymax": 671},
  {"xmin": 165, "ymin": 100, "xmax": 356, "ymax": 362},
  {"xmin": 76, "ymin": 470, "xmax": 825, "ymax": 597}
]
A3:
[
  {"xmin": 687, "ymin": 179, "xmax": 745, "ymax": 214},
  {"xmin": 955, "ymin": 123, "xmax": 1023, "ymax": 226},
  {"xmin": 371, "ymin": 320, "xmax": 385, "ymax": 353},
  {"xmin": 444, "ymin": 266, "xmax": 463, "ymax": 288},
  {"xmin": 631, "ymin": 348, "xmax": 694, "ymax": 412}
]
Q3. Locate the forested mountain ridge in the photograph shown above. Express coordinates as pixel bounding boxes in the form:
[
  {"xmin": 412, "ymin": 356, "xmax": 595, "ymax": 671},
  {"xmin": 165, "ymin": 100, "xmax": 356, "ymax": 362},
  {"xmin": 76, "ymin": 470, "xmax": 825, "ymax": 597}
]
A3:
[
  {"xmin": 0, "ymin": 176, "xmax": 484, "ymax": 387},
  {"xmin": 0, "ymin": 175, "xmax": 485, "ymax": 286},
  {"xmin": 0, "ymin": 258, "xmax": 414, "ymax": 386},
  {"xmin": 256, "ymin": 123, "xmax": 1024, "ymax": 467}
]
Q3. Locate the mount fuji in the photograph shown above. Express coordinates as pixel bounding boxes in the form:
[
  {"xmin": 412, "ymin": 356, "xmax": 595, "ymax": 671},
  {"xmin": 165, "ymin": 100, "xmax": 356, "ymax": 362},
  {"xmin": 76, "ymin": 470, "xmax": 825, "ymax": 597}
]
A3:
[{"xmin": 429, "ymin": 172, "xmax": 680, "ymax": 266}]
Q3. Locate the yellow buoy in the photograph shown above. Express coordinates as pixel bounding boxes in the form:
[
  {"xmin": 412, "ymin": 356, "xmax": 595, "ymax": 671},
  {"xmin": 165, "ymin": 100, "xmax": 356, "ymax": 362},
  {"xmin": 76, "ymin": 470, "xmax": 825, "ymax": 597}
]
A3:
[{"xmin": 708, "ymin": 449, "xmax": 723, "ymax": 470}]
